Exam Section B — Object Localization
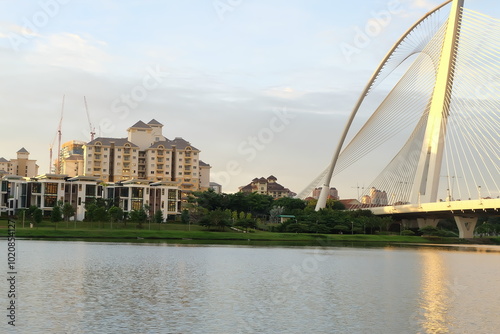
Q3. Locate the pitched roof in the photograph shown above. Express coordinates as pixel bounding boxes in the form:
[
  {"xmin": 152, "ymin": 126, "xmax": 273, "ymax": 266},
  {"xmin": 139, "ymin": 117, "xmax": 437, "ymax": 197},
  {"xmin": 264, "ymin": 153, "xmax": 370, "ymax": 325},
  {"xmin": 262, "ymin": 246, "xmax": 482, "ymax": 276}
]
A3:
[
  {"xmin": 0, "ymin": 157, "xmax": 8, "ymax": 162},
  {"xmin": 17, "ymin": 147, "xmax": 29, "ymax": 153},
  {"xmin": 199, "ymin": 160, "xmax": 210, "ymax": 167},
  {"xmin": 149, "ymin": 137, "xmax": 199, "ymax": 151},
  {"xmin": 147, "ymin": 119, "xmax": 163, "ymax": 126},
  {"xmin": 86, "ymin": 137, "xmax": 138, "ymax": 147},
  {"xmin": 170, "ymin": 137, "xmax": 199, "ymax": 150},
  {"xmin": 129, "ymin": 120, "xmax": 151, "ymax": 129}
]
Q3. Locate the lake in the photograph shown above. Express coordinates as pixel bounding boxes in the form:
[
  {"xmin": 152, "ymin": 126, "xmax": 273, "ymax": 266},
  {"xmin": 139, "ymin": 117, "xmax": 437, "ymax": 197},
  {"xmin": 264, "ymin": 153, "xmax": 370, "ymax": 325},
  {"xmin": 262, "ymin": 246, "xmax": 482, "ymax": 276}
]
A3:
[{"xmin": 2, "ymin": 240, "xmax": 500, "ymax": 333}]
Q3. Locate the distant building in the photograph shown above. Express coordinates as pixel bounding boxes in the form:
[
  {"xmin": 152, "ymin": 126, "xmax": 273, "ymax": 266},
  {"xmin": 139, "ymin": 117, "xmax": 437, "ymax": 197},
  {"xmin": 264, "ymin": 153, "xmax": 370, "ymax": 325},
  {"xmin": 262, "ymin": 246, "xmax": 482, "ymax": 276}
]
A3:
[
  {"xmin": 209, "ymin": 182, "xmax": 222, "ymax": 194},
  {"xmin": 0, "ymin": 148, "xmax": 39, "ymax": 178},
  {"xmin": 312, "ymin": 187, "xmax": 339, "ymax": 200},
  {"xmin": 360, "ymin": 187, "xmax": 388, "ymax": 205},
  {"xmin": 198, "ymin": 161, "xmax": 211, "ymax": 192},
  {"xmin": 59, "ymin": 140, "xmax": 85, "ymax": 177},
  {"xmin": 239, "ymin": 175, "xmax": 293, "ymax": 198}
]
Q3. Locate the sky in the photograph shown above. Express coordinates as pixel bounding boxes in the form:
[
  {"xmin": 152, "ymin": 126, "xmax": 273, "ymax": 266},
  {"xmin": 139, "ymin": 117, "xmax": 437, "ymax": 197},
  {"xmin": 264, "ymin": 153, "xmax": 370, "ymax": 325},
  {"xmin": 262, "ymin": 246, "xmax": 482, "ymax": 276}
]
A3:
[{"xmin": 0, "ymin": 0, "xmax": 497, "ymax": 198}]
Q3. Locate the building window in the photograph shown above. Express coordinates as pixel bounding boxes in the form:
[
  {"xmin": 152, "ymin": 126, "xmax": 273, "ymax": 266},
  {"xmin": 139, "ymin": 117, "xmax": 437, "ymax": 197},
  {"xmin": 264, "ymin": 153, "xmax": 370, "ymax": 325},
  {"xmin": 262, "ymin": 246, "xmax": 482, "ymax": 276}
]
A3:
[
  {"xmin": 104, "ymin": 148, "xmax": 108, "ymax": 151},
  {"xmin": 151, "ymin": 171, "xmax": 155, "ymax": 174},
  {"xmin": 118, "ymin": 148, "xmax": 121, "ymax": 151}
]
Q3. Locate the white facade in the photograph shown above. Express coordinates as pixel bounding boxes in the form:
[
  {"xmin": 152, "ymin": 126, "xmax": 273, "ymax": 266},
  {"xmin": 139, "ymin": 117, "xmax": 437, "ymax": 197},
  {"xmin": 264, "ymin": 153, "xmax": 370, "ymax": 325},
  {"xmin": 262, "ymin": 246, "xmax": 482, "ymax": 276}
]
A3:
[{"xmin": 1, "ymin": 174, "xmax": 182, "ymax": 220}]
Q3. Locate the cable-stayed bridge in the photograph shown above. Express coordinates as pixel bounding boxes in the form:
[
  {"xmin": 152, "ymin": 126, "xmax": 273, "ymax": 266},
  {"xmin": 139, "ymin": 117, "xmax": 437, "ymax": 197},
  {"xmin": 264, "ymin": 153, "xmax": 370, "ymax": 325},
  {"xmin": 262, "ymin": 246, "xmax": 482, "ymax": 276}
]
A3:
[{"xmin": 299, "ymin": 0, "xmax": 499, "ymax": 238}]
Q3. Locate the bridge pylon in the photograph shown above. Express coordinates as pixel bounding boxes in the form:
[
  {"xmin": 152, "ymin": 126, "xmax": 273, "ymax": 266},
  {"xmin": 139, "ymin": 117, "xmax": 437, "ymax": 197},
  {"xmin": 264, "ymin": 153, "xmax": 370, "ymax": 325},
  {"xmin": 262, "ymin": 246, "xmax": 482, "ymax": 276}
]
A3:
[{"xmin": 410, "ymin": 0, "xmax": 464, "ymax": 204}]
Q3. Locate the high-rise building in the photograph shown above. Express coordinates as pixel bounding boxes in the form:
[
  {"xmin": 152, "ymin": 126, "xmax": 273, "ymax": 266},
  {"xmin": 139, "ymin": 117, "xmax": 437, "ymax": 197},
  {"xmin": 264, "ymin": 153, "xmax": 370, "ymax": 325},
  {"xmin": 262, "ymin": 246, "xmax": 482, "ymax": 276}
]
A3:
[
  {"xmin": 312, "ymin": 187, "xmax": 339, "ymax": 200},
  {"xmin": 82, "ymin": 119, "xmax": 210, "ymax": 200},
  {"xmin": 0, "ymin": 148, "xmax": 39, "ymax": 178},
  {"xmin": 59, "ymin": 140, "xmax": 85, "ymax": 177}
]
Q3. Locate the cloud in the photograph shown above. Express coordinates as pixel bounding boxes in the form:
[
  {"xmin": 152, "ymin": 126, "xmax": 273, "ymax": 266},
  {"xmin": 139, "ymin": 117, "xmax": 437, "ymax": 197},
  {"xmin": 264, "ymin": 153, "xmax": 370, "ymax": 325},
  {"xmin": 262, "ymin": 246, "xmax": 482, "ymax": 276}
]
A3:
[
  {"xmin": 264, "ymin": 86, "xmax": 306, "ymax": 99},
  {"xmin": 409, "ymin": 0, "xmax": 439, "ymax": 10},
  {"xmin": 25, "ymin": 33, "xmax": 111, "ymax": 73}
]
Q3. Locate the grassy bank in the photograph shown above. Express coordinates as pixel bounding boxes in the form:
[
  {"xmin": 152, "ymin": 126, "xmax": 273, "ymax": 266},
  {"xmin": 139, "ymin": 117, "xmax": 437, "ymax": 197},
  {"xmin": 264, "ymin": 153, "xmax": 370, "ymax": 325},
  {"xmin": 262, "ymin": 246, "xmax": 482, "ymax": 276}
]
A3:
[{"xmin": 1, "ymin": 220, "xmax": 493, "ymax": 245}]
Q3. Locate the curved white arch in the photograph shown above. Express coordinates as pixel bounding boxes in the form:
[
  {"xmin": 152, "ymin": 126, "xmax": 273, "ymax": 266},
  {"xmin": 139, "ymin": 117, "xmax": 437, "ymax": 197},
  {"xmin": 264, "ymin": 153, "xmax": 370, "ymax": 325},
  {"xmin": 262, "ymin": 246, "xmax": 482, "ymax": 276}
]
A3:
[{"xmin": 314, "ymin": 1, "xmax": 453, "ymax": 209}]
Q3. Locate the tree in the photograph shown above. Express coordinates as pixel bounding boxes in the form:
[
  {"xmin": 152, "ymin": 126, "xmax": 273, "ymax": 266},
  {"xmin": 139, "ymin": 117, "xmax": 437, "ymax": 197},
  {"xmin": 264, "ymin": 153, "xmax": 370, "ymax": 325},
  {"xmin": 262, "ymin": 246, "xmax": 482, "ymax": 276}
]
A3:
[
  {"xmin": 108, "ymin": 206, "xmax": 123, "ymax": 224},
  {"xmin": 94, "ymin": 207, "xmax": 108, "ymax": 222},
  {"xmin": 200, "ymin": 209, "xmax": 231, "ymax": 231},
  {"xmin": 62, "ymin": 203, "xmax": 75, "ymax": 222},
  {"xmin": 269, "ymin": 206, "xmax": 284, "ymax": 224},
  {"xmin": 154, "ymin": 210, "xmax": 163, "ymax": 224},
  {"xmin": 273, "ymin": 197, "xmax": 306, "ymax": 213},
  {"xmin": 51, "ymin": 205, "xmax": 62, "ymax": 223},
  {"xmin": 33, "ymin": 208, "xmax": 43, "ymax": 225},
  {"xmin": 130, "ymin": 208, "xmax": 148, "ymax": 228},
  {"xmin": 181, "ymin": 209, "xmax": 190, "ymax": 224}
]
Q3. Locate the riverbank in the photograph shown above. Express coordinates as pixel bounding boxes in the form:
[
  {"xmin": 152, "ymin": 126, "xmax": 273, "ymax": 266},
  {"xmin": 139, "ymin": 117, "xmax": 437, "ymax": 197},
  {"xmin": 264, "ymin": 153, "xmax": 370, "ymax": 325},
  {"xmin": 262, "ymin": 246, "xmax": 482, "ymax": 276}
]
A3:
[{"xmin": 2, "ymin": 222, "xmax": 499, "ymax": 246}]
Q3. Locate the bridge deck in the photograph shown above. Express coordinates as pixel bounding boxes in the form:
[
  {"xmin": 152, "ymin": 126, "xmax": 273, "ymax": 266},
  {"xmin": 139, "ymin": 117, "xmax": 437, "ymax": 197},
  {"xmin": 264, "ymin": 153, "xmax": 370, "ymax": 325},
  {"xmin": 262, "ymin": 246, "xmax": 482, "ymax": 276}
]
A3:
[{"xmin": 370, "ymin": 198, "xmax": 500, "ymax": 218}]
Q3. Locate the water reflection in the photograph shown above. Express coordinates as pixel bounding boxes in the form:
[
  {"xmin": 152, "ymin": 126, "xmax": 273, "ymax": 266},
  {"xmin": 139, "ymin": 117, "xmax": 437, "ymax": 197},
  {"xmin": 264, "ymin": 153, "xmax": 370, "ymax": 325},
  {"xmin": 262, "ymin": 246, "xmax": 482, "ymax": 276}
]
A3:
[
  {"xmin": 418, "ymin": 251, "xmax": 451, "ymax": 333},
  {"xmin": 3, "ymin": 240, "xmax": 499, "ymax": 333}
]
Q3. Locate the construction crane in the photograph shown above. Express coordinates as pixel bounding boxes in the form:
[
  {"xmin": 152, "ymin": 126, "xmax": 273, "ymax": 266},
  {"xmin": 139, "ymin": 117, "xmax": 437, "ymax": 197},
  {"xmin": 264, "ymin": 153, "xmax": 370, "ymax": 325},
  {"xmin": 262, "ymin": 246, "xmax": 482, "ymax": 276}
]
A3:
[
  {"xmin": 84, "ymin": 96, "xmax": 96, "ymax": 141},
  {"xmin": 49, "ymin": 95, "xmax": 65, "ymax": 173}
]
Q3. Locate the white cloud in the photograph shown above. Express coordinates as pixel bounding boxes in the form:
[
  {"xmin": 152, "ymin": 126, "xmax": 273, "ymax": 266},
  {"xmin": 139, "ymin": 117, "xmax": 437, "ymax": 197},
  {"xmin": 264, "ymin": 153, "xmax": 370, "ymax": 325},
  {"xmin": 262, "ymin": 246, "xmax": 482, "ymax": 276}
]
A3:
[
  {"xmin": 264, "ymin": 86, "xmax": 306, "ymax": 99},
  {"xmin": 25, "ymin": 33, "xmax": 111, "ymax": 73},
  {"xmin": 409, "ymin": 0, "xmax": 439, "ymax": 10}
]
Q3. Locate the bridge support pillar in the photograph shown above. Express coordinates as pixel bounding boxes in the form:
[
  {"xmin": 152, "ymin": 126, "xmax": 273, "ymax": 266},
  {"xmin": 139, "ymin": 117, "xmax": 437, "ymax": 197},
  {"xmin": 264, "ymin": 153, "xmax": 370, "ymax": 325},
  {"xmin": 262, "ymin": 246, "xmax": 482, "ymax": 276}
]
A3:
[
  {"xmin": 454, "ymin": 216, "xmax": 477, "ymax": 239},
  {"xmin": 417, "ymin": 218, "xmax": 439, "ymax": 229}
]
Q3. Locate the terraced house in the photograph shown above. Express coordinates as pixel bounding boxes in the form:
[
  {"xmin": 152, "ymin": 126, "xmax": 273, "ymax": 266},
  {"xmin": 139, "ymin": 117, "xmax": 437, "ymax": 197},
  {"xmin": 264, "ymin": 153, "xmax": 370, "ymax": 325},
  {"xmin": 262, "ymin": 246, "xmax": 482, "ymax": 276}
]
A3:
[{"xmin": 0, "ymin": 174, "xmax": 181, "ymax": 220}]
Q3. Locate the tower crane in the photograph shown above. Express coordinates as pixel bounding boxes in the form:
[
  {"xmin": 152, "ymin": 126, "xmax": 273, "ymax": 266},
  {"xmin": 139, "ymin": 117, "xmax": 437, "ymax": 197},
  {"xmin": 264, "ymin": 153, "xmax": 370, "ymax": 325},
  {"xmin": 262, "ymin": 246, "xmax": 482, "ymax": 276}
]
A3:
[
  {"xmin": 84, "ymin": 96, "xmax": 96, "ymax": 141},
  {"xmin": 49, "ymin": 95, "xmax": 65, "ymax": 173}
]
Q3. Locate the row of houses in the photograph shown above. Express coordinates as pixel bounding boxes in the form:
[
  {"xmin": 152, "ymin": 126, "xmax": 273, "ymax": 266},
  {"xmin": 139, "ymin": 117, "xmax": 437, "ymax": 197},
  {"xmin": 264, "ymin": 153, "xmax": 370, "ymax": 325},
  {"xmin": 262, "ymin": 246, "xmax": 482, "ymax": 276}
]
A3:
[{"xmin": 0, "ymin": 174, "xmax": 182, "ymax": 221}]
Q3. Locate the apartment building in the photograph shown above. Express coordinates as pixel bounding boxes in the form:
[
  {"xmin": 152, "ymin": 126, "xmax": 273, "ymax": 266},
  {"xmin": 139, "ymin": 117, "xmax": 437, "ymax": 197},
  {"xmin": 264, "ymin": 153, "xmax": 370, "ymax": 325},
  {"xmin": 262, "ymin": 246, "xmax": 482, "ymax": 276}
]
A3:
[
  {"xmin": 82, "ymin": 119, "xmax": 210, "ymax": 199},
  {"xmin": 0, "ymin": 148, "xmax": 39, "ymax": 178},
  {"xmin": 59, "ymin": 140, "xmax": 85, "ymax": 177},
  {"xmin": 239, "ymin": 175, "xmax": 293, "ymax": 198},
  {"xmin": 311, "ymin": 187, "xmax": 339, "ymax": 200}
]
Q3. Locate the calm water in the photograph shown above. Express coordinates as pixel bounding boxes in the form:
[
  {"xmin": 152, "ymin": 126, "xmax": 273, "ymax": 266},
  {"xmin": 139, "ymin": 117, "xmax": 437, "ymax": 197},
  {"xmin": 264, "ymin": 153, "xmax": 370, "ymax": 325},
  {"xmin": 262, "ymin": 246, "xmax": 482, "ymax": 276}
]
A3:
[{"xmin": 2, "ymin": 240, "xmax": 500, "ymax": 333}]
